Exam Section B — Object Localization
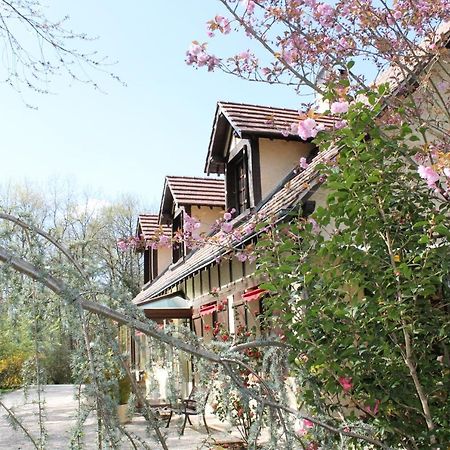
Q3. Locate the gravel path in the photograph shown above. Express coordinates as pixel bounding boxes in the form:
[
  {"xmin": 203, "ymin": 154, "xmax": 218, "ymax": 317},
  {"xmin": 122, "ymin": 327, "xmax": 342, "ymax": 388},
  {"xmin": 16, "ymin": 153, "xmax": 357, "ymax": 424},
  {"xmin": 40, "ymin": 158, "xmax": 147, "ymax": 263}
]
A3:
[{"xmin": 0, "ymin": 385, "xmax": 243, "ymax": 449}]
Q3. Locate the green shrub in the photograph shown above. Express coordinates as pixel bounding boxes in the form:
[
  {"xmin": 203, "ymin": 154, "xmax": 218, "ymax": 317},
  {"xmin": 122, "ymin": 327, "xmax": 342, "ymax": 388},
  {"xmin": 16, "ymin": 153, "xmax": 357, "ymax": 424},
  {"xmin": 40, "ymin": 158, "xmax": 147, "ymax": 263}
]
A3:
[
  {"xmin": 42, "ymin": 342, "xmax": 73, "ymax": 384},
  {"xmin": 118, "ymin": 376, "xmax": 131, "ymax": 405}
]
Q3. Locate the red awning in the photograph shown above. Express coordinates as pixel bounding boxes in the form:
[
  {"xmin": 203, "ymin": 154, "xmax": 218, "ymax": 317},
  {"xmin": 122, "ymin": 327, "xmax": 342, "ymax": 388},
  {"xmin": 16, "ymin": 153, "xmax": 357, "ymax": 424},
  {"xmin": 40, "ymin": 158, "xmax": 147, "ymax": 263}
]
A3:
[
  {"xmin": 200, "ymin": 303, "xmax": 217, "ymax": 316},
  {"xmin": 242, "ymin": 288, "xmax": 267, "ymax": 302}
]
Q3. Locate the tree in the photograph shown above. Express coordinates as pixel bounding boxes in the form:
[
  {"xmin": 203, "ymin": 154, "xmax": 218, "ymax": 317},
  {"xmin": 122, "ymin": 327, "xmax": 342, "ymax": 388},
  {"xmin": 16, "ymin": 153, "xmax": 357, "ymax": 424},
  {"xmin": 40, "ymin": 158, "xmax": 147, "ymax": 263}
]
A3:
[
  {"xmin": 184, "ymin": 1, "xmax": 450, "ymax": 448},
  {"xmin": 0, "ymin": 183, "xmax": 144, "ymax": 423},
  {"xmin": 1, "ymin": 1, "xmax": 450, "ymax": 449},
  {"xmin": 188, "ymin": 1, "xmax": 450, "ymax": 157},
  {"xmin": 0, "ymin": 0, "xmax": 121, "ymax": 99}
]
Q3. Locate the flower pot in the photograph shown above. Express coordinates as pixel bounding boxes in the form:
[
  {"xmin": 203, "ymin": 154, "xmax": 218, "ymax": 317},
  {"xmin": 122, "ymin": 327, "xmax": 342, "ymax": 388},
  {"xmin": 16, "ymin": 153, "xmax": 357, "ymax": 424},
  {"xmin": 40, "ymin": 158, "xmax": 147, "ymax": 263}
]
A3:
[{"xmin": 117, "ymin": 403, "xmax": 131, "ymax": 424}]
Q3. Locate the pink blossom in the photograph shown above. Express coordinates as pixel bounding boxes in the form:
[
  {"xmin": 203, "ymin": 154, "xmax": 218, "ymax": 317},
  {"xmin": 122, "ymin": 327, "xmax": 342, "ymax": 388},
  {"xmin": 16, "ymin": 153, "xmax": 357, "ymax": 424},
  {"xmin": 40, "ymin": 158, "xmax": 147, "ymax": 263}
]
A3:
[
  {"xmin": 184, "ymin": 213, "xmax": 200, "ymax": 229},
  {"xmin": 248, "ymin": 254, "xmax": 257, "ymax": 263},
  {"xmin": 197, "ymin": 53, "xmax": 209, "ymax": 67},
  {"xmin": 308, "ymin": 218, "xmax": 320, "ymax": 233},
  {"xmin": 443, "ymin": 167, "xmax": 450, "ymax": 178},
  {"xmin": 364, "ymin": 399, "xmax": 380, "ymax": 415},
  {"xmin": 296, "ymin": 418, "xmax": 314, "ymax": 436},
  {"xmin": 243, "ymin": 223, "xmax": 255, "ymax": 235},
  {"xmin": 299, "ymin": 157, "xmax": 309, "ymax": 169},
  {"xmin": 297, "ymin": 118, "xmax": 319, "ymax": 140},
  {"xmin": 242, "ymin": 0, "xmax": 255, "ymax": 14},
  {"xmin": 215, "ymin": 15, "xmax": 231, "ymax": 34},
  {"xmin": 334, "ymin": 119, "xmax": 348, "ymax": 130},
  {"xmin": 330, "ymin": 101, "xmax": 349, "ymax": 114},
  {"xmin": 232, "ymin": 229, "xmax": 243, "ymax": 240},
  {"xmin": 188, "ymin": 42, "xmax": 203, "ymax": 56},
  {"xmin": 317, "ymin": 3, "xmax": 334, "ymax": 17},
  {"xmin": 338, "ymin": 376, "xmax": 353, "ymax": 392},
  {"xmin": 316, "ymin": 3, "xmax": 334, "ymax": 26},
  {"xmin": 186, "ymin": 42, "xmax": 220, "ymax": 72},
  {"xmin": 236, "ymin": 252, "xmax": 248, "ymax": 262},
  {"xmin": 207, "ymin": 56, "xmax": 220, "ymax": 71},
  {"xmin": 117, "ymin": 240, "xmax": 128, "ymax": 251},
  {"xmin": 224, "ymin": 212, "xmax": 233, "ymax": 221},
  {"xmin": 158, "ymin": 235, "xmax": 171, "ymax": 248},
  {"xmin": 221, "ymin": 222, "xmax": 233, "ymax": 233},
  {"xmin": 417, "ymin": 165, "xmax": 439, "ymax": 188}
]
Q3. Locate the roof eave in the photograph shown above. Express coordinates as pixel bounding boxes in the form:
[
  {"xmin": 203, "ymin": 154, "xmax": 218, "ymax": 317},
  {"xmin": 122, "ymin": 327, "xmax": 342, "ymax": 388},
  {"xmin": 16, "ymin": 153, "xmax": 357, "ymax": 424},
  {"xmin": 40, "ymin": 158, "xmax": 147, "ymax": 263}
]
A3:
[
  {"xmin": 158, "ymin": 178, "xmax": 174, "ymax": 225},
  {"xmin": 205, "ymin": 104, "xmax": 237, "ymax": 175},
  {"xmin": 240, "ymin": 130, "xmax": 312, "ymax": 142}
]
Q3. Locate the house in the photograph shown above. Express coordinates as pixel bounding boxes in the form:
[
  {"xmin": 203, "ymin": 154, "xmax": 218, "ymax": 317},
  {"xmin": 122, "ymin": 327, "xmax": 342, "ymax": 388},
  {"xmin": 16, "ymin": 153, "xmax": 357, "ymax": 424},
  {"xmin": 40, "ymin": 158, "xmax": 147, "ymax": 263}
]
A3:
[
  {"xmin": 130, "ymin": 23, "xmax": 450, "ymax": 398},
  {"xmin": 130, "ymin": 102, "xmax": 337, "ymax": 399}
]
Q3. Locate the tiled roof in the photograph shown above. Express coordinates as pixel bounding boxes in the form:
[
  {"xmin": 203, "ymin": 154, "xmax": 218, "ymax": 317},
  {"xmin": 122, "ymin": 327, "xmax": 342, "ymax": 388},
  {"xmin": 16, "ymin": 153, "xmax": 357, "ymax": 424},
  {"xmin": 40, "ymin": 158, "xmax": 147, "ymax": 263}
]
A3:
[
  {"xmin": 134, "ymin": 145, "xmax": 338, "ymax": 304},
  {"xmin": 166, "ymin": 176, "xmax": 225, "ymax": 207},
  {"xmin": 137, "ymin": 214, "xmax": 170, "ymax": 240},
  {"xmin": 218, "ymin": 101, "xmax": 337, "ymax": 137},
  {"xmin": 205, "ymin": 101, "xmax": 337, "ymax": 173}
]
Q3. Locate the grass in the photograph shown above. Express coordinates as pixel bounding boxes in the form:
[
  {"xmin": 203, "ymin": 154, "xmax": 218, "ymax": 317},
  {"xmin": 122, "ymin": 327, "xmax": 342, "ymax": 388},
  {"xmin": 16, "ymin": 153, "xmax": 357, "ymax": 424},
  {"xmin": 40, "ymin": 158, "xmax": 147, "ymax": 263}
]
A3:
[{"xmin": 0, "ymin": 388, "xmax": 15, "ymax": 394}]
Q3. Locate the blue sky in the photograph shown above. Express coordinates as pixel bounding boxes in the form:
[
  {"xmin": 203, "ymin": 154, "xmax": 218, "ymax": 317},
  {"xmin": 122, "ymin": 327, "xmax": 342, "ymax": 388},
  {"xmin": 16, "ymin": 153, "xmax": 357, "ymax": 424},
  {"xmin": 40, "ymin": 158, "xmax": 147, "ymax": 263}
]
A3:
[{"xmin": 1, "ymin": 1, "xmax": 302, "ymax": 210}]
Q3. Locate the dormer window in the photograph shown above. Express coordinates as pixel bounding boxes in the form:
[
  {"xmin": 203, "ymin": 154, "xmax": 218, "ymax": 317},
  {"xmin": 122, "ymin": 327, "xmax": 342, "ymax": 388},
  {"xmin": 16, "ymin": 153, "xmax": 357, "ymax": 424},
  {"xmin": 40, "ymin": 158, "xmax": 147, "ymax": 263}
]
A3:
[
  {"xmin": 158, "ymin": 176, "xmax": 225, "ymax": 265},
  {"xmin": 144, "ymin": 247, "xmax": 158, "ymax": 283},
  {"xmin": 227, "ymin": 150, "xmax": 250, "ymax": 216},
  {"xmin": 136, "ymin": 214, "xmax": 171, "ymax": 285},
  {"xmin": 205, "ymin": 102, "xmax": 332, "ymax": 213}
]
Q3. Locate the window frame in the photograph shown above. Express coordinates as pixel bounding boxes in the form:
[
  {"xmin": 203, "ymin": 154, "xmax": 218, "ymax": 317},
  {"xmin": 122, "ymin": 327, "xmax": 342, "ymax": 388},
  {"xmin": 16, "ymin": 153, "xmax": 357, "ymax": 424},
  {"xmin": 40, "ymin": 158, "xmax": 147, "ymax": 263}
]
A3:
[
  {"xmin": 227, "ymin": 147, "xmax": 251, "ymax": 216},
  {"xmin": 172, "ymin": 210, "xmax": 185, "ymax": 263}
]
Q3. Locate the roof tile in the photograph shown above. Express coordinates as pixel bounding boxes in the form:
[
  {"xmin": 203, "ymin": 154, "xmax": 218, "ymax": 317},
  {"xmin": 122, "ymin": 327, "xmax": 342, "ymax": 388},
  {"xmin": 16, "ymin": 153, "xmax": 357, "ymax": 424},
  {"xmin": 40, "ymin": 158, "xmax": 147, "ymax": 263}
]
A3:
[
  {"xmin": 137, "ymin": 214, "xmax": 170, "ymax": 240},
  {"xmin": 166, "ymin": 176, "xmax": 225, "ymax": 207},
  {"xmin": 218, "ymin": 101, "xmax": 337, "ymax": 137}
]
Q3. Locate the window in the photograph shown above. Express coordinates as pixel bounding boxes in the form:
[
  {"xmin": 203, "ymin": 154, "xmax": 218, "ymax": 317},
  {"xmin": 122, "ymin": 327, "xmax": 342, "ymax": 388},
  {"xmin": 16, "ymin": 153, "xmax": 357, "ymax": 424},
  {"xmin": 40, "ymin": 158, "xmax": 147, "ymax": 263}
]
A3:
[
  {"xmin": 227, "ymin": 150, "xmax": 250, "ymax": 216},
  {"xmin": 151, "ymin": 249, "xmax": 158, "ymax": 279},
  {"xmin": 172, "ymin": 212, "xmax": 184, "ymax": 263},
  {"xmin": 144, "ymin": 250, "xmax": 150, "ymax": 284},
  {"xmin": 143, "ymin": 248, "xmax": 159, "ymax": 284}
]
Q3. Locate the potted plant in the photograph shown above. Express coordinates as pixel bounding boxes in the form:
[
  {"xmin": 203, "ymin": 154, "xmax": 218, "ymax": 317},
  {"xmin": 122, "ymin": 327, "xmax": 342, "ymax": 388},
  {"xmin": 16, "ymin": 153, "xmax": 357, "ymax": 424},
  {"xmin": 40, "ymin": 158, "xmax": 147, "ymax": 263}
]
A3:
[{"xmin": 117, "ymin": 375, "xmax": 132, "ymax": 424}]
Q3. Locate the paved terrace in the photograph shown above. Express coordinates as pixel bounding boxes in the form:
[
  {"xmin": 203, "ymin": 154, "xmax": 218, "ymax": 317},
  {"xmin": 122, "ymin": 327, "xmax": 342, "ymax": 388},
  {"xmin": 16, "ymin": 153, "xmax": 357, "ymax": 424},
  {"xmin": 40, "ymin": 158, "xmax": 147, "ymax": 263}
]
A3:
[{"xmin": 0, "ymin": 385, "xmax": 244, "ymax": 449}]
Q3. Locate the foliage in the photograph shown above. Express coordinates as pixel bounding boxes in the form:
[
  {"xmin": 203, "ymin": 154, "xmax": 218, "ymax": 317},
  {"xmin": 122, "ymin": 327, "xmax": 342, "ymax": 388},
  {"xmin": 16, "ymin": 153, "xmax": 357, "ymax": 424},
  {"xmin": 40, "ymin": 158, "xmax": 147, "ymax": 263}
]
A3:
[
  {"xmin": 0, "ymin": 0, "xmax": 121, "ymax": 100},
  {"xmin": 211, "ymin": 325, "xmax": 267, "ymax": 447},
  {"xmin": 118, "ymin": 376, "xmax": 132, "ymax": 405},
  {"xmin": 0, "ymin": 353, "xmax": 26, "ymax": 389},
  {"xmin": 41, "ymin": 338, "xmax": 74, "ymax": 385},
  {"xmin": 1, "ymin": 1, "xmax": 450, "ymax": 449},
  {"xmin": 257, "ymin": 92, "xmax": 450, "ymax": 448}
]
